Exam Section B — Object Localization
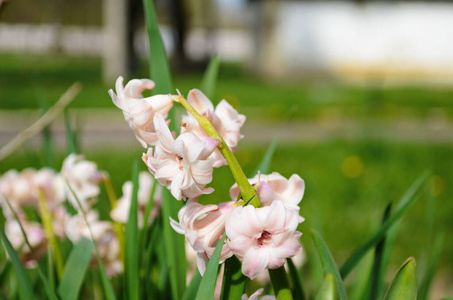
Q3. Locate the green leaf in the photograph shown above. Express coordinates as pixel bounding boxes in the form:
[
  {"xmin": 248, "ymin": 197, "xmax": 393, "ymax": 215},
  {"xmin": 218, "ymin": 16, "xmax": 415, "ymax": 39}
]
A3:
[
  {"xmin": 66, "ymin": 184, "xmax": 117, "ymax": 300},
  {"xmin": 340, "ymin": 172, "xmax": 428, "ymax": 278},
  {"xmin": 125, "ymin": 160, "xmax": 140, "ymax": 300},
  {"xmin": 418, "ymin": 234, "xmax": 444, "ymax": 300},
  {"xmin": 221, "ymin": 256, "xmax": 248, "ymax": 300},
  {"xmin": 315, "ymin": 274, "xmax": 337, "ymax": 300},
  {"xmin": 252, "ymin": 136, "xmax": 279, "ymax": 176},
  {"xmin": 269, "ymin": 266, "xmax": 293, "ymax": 300},
  {"xmin": 383, "ymin": 257, "xmax": 417, "ymax": 300},
  {"xmin": 0, "ymin": 228, "xmax": 36, "ymax": 300},
  {"xmin": 369, "ymin": 202, "xmax": 392, "ymax": 300},
  {"xmin": 349, "ymin": 251, "xmax": 373, "ymax": 300},
  {"xmin": 161, "ymin": 188, "xmax": 186, "ymax": 299},
  {"xmin": 182, "ymin": 270, "xmax": 202, "ymax": 300},
  {"xmin": 311, "ymin": 229, "xmax": 348, "ymax": 300},
  {"xmin": 195, "ymin": 234, "xmax": 226, "ymax": 300},
  {"xmin": 287, "ymin": 258, "xmax": 305, "ymax": 300},
  {"xmin": 200, "ymin": 54, "xmax": 220, "ymax": 100},
  {"xmin": 142, "ymin": 0, "xmax": 173, "ymax": 95},
  {"xmin": 58, "ymin": 238, "xmax": 95, "ymax": 300}
]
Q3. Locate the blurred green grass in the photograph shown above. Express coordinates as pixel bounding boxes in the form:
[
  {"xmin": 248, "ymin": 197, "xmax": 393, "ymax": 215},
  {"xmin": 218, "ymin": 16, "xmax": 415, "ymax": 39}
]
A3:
[
  {"xmin": 0, "ymin": 53, "xmax": 452, "ymax": 279},
  {"xmin": 1, "ymin": 53, "xmax": 453, "ymax": 122}
]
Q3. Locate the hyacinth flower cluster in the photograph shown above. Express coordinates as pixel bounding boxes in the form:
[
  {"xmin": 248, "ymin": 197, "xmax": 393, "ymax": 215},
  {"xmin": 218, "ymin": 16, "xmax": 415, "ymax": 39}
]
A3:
[
  {"xmin": 0, "ymin": 154, "xmax": 161, "ymax": 277},
  {"xmin": 109, "ymin": 76, "xmax": 306, "ymax": 280}
]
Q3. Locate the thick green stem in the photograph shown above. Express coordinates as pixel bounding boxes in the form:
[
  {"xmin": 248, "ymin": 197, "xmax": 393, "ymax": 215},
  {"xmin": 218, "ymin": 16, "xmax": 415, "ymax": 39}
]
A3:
[
  {"xmin": 176, "ymin": 96, "xmax": 260, "ymax": 207},
  {"xmin": 269, "ymin": 267, "xmax": 293, "ymax": 300}
]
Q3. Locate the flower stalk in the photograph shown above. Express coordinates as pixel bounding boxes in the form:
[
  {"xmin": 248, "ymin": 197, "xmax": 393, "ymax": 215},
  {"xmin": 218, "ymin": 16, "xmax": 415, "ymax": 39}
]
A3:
[
  {"xmin": 174, "ymin": 95, "xmax": 260, "ymax": 207},
  {"xmin": 37, "ymin": 188, "xmax": 64, "ymax": 279}
]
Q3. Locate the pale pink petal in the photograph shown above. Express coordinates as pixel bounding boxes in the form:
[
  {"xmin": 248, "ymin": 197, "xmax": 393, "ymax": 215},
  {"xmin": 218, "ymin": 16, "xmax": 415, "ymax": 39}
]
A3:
[
  {"xmin": 187, "ymin": 89, "xmax": 214, "ymax": 113},
  {"xmin": 242, "ymin": 247, "xmax": 269, "ymax": 280}
]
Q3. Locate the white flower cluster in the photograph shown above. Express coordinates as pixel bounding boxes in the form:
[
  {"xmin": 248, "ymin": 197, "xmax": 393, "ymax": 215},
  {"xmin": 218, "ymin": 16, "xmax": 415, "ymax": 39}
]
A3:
[
  {"xmin": 171, "ymin": 172, "xmax": 305, "ymax": 279},
  {"xmin": 0, "ymin": 154, "xmax": 148, "ymax": 276},
  {"xmin": 109, "ymin": 77, "xmax": 246, "ymax": 200},
  {"xmin": 110, "ymin": 77, "xmax": 306, "ymax": 280}
]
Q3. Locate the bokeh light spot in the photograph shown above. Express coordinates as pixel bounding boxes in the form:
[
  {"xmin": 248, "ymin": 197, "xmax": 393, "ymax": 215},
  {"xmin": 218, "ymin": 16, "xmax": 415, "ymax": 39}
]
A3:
[
  {"xmin": 341, "ymin": 156, "xmax": 364, "ymax": 178},
  {"xmin": 429, "ymin": 175, "xmax": 445, "ymax": 197}
]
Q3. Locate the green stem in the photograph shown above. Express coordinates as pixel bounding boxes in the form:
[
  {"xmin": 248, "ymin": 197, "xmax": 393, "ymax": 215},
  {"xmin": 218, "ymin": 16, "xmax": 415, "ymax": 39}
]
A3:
[
  {"xmin": 176, "ymin": 96, "xmax": 260, "ymax": 207},
  {"xmin": 269, "ymin": 267, "xmax": 293, "ymax": 300},
  {"xmin": 37, "ymin": 188, "xmax": 64, "ymax": 280}
]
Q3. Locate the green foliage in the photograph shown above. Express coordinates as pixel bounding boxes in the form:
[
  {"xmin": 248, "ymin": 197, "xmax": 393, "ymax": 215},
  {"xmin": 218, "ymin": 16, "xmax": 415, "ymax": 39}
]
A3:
[
  {"xmin": 0, "ymin": 229, "xmax": 35, "ymax": 300},
  {"xmin": 195, "ymin": 234, "xmax": 226, "ymax": 300},
  {"xmin": 315, "ymin": 274, "xmax": 337, "ymax": 300},
  {"xmin": 287, "ymin": 258, "xmax": 305, "ymax": 300},
  {"xmin": 200, "ymin": 54, "xmax": 220, "ymax": 100},
  {"xmin": 221, "ymin": 256, "xmax": 248, "ymax": 300},
  {"xmin": 182, "ymin": 270, "xmax": 202, "ymax": 300},
  {"xmin": 58, "ymin": 238, "xmax": 94, "ymax": 300},
  {"xmin": 142, "ymin": 0, "xmax": 173, "ymax": 95},
  {"xmin": 340, "ymin": 172, "xmax": 428, "ymax": 278},
  {"xmin": 383, "ymin": 257, "xmax": 417, "ymax": 300},
  {"xmin": 125, "ymin": 161, "xmax": 139, "ymax": 300},
  {"xmin": 311, "ymin": 229, "xmax": 348, "ymax": 300}
]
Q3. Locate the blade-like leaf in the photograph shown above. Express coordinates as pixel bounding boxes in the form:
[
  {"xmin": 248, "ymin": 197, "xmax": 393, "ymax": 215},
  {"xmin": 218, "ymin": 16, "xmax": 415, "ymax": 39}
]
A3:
[
  {"xmin": 195, "ymin": 234, "xmax": 227, "ymax": 300},
  {"xmin": 142, "ymin": 0, "xmax": 173, "ymax": 95},
  {"xmin": 200, "ymin": 54, "xmax": 220, "ymax": 100},
  {"xmin": 125, "ymin": 160, "xmax": 140, "ymax": 300},
  {"xmin": 221, "ymin": 256, "xmax": 248, "ymax": 300},
  {"xmin": 340, "ymin": 172, "xmax": 428, "ymax": 278},
  {"xmin": 58, "ymin": 238, "xmax": 95, "ymax": 300},
  {"xmin": 182, "ymin": 270, "xmax": 202, "ymax": 300},
  {"xmin": 252, "ymin": 136, "xmax": 279, "ymax": 176},
  {"xmin": 269, "ymin": 266, "xmax": 293, "ymax": 300},
  {"xmin": 0, "ymin": 228, "xmax": 36, "ymax": 300},
  {"xmin": 369, "ymin": 202, "xmax": 392, "ymax": 300},
  {"xmin": 315, "ymin": 274, "xmax": 337, "ymax": 300},
  {"xmin": 311, "ymin": 229, "xmax": 348, "ymax": 300},
  {"xmin": 161, "ymin": 188, "xmax": 186, "ymax": 299},
  {"xmin": 418, "ymin": 234, "xmax": 444, "ymax": 300},
  {"xmin": 349, "ymin": 251, "xmax": 373, "ymax": 300},
  {"xmin": 66, "ymin": 184, "xmax": 117, "ymax": 300},
  {"xmin": 383, "ymin": 257, "xmax": 417, "ymax": 300},
  {"xmin": 287, "ymin": 258, "xmax": 305, "ymax": 300}
]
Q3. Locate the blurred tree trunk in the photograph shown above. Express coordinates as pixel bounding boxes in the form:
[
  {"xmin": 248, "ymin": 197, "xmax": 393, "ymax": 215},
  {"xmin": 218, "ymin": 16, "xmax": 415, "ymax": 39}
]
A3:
[
  {"xmin": 127, "ymin": 0, "xmax": 142, "ymax": 75},
  {"xmin": 169, "ymin": 0, "xmax": 189, "ymax": 69}
]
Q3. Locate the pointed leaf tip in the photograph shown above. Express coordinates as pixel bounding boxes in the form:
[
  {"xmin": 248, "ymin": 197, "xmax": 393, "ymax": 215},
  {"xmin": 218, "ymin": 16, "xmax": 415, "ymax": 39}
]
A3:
[{"xmin": 383, "ymin": 257, "xmax": 417, "ymax": 300}]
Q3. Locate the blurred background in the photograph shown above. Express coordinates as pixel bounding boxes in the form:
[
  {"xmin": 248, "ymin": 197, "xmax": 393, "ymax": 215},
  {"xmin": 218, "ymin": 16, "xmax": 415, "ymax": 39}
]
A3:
[{"xmin": 0, "ymin": 0, "xmax": 452, "ymax": 298}]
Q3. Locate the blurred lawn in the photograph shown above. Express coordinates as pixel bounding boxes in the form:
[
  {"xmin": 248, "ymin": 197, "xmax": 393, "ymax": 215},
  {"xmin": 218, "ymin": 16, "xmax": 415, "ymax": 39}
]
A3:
[
  {"xmin": 0, "ymin": 53, "xmax": 452, "ymax": 279},
  {"xmin": 1, "ymin": 53, "xmax": 453, "ymax": 122}
]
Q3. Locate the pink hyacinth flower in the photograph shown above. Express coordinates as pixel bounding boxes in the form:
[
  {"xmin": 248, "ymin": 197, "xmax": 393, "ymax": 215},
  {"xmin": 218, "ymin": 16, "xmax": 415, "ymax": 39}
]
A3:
[
  {"xmin": 225, "ymin": 200, "xmax": 303, "ymax": 280},
  {"xmin": 61, "ymin": 154, "xmax": 102, "ymax": 210},
  {"xmin": 180, "ymin": 89, "xmax": 246, "ymax": 167},
  {"xmin": 230, "ymin": 172, "xmax": 305, "ymax": 210},
  {"xmin": 143, "ymin": 113, "xmax": 218, "ymax": 200},
  {"xmin": 170, "ymin": 199, "xmax": 235, "ymax": 274},
  {"xmin": 108, "ymin": 76, "xmax": 174, "ymax": 147}
]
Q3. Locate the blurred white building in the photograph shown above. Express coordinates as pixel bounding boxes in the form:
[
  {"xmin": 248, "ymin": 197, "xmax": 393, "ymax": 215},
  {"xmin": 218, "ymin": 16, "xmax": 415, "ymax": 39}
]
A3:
[{"xmin": 2, "ymin": 1, "xmax": 453, "ymax": 84}]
